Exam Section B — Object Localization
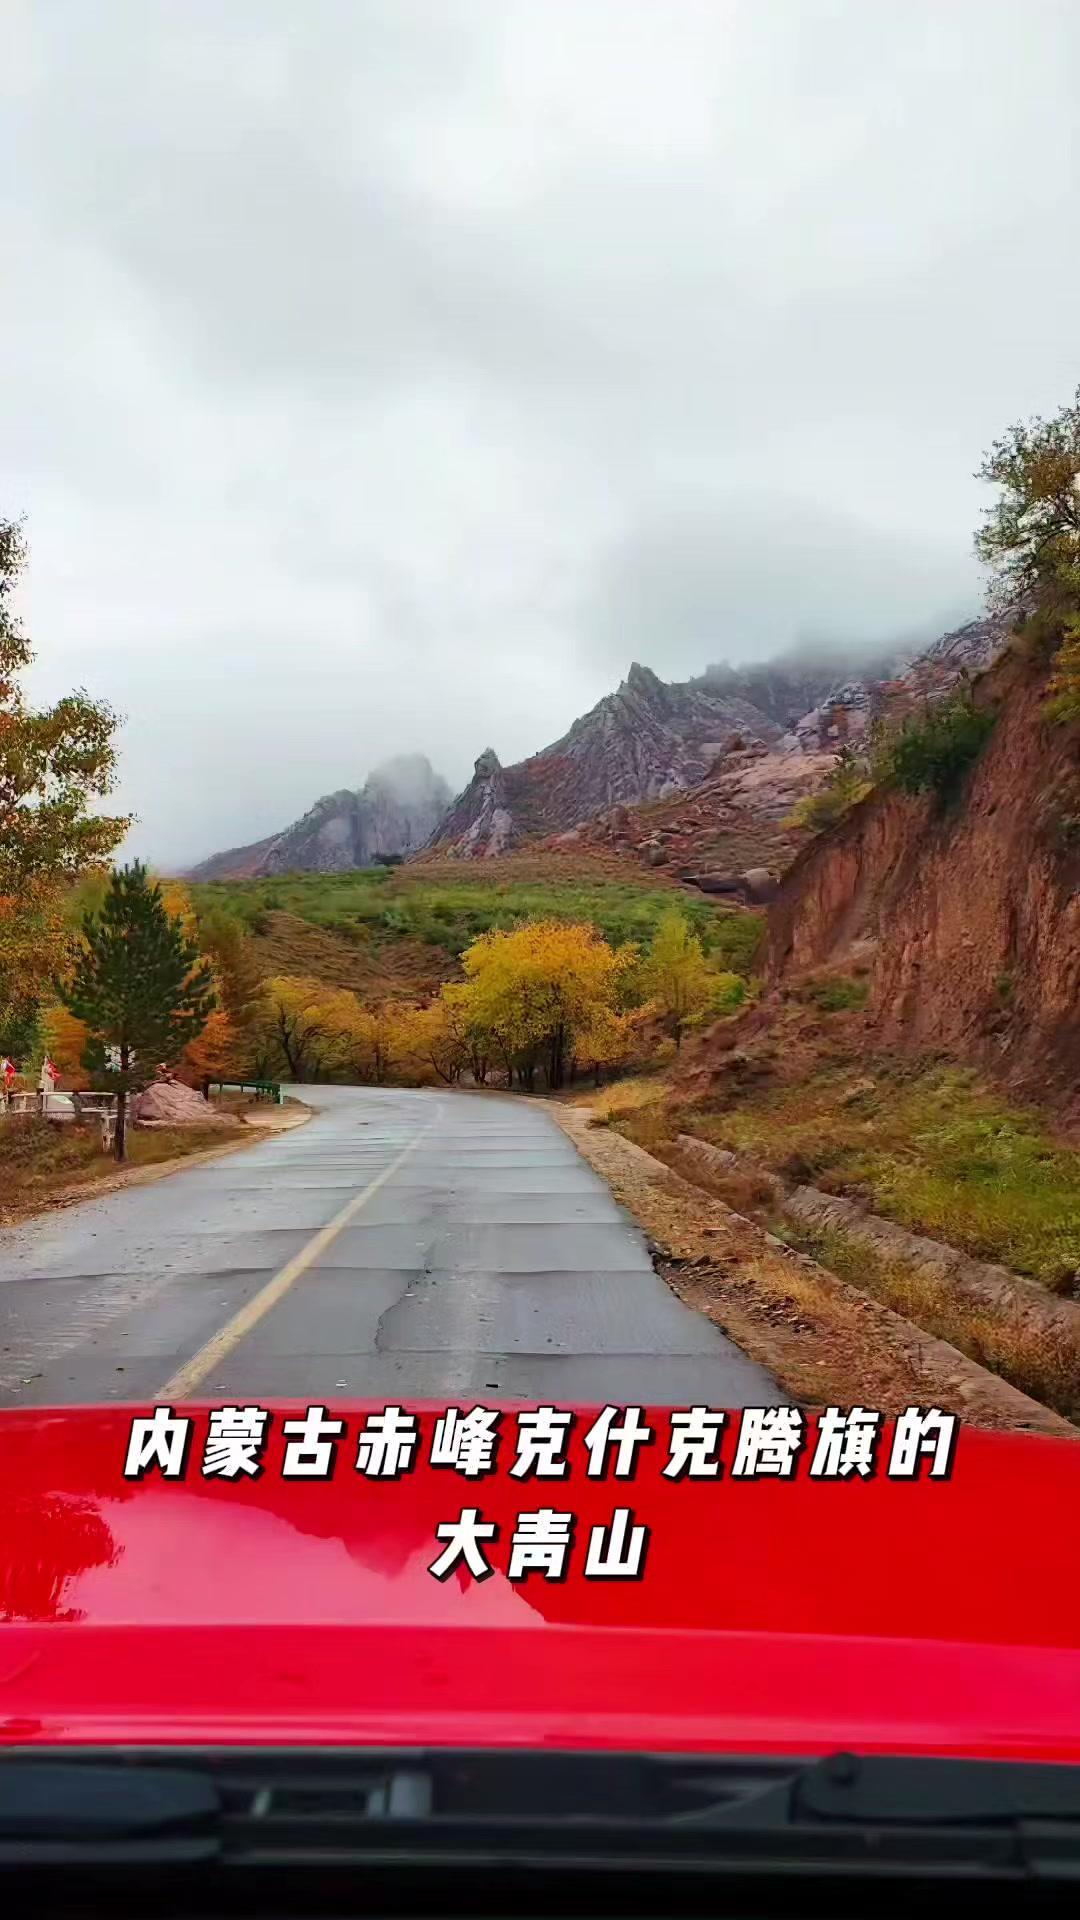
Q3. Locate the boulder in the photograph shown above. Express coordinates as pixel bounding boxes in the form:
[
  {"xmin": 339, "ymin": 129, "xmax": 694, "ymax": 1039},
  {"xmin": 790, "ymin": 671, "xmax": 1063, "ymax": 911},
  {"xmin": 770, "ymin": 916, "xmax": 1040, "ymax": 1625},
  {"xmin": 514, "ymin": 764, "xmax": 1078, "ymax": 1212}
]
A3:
[
  {"xmin": 689, "ymin": 872, "xmax": 744, "ymax": 896},
  {"xmin": 132, "ymin": 1080, "xmax": 233, "ymax": 1129},
  {"xmin": 740, "ymin": 867, "xmax": 777, "ymax": 903}
]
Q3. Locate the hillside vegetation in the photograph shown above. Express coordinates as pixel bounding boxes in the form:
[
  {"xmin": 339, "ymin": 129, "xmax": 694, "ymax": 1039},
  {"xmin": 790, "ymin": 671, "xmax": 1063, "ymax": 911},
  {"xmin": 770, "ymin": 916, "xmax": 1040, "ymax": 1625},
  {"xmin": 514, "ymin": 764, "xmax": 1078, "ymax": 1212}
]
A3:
[
  {"xmin": 685, "ymin": 1059, "xmax": 1080, "ymax": 1288},
  {"xmin": 192, "ymin": 854, "xmax": 763, "ymax": 995},
  {"xmin": 175, "ymin": 854, "xmax": 764, "ymax": 1095},
  {"xmin": 191, "ymin": 860, "xmax": 749, "ymax": 956}
]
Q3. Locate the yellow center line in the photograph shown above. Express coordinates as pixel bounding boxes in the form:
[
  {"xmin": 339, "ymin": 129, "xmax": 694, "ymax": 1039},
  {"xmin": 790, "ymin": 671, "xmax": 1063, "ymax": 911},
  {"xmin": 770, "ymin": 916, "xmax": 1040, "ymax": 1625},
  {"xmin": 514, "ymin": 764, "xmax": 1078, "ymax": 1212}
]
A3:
[{"xmin": 158, "ymin": 1123, "xmax": 432, "ymax": 1400}]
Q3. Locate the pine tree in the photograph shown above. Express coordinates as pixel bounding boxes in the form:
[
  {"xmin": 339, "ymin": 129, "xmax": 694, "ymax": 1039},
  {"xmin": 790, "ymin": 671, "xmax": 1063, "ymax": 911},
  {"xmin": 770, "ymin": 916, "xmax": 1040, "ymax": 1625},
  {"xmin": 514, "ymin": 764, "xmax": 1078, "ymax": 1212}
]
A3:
[{"xmin": 60, "ymin": 862, "xmax": 215, "ymax": 1159}]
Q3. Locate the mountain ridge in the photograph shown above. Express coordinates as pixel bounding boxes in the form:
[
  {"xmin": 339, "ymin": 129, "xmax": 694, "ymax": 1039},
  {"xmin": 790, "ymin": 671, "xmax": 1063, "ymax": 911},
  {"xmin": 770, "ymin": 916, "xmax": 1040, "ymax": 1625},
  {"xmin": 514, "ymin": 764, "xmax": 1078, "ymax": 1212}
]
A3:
[
  {"xmin": 188, "ymin": 753, "xmax": 451, "ymax": 882},
  {"xmin": 190, "ymin": 612, "xmax": 1012, "ymax": 882},
  {"xmin": 425, "ymin": 613, "xmax": 1011, "ymax": 862}
]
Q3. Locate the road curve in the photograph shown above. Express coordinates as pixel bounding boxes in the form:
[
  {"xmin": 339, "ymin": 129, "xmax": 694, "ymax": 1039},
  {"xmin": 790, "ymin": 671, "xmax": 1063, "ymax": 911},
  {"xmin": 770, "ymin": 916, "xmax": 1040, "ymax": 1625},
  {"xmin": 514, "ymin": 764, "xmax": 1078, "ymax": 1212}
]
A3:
[{"xmin": 0, "ymin": 1086, "xmax": 784, "ymax": 1407}]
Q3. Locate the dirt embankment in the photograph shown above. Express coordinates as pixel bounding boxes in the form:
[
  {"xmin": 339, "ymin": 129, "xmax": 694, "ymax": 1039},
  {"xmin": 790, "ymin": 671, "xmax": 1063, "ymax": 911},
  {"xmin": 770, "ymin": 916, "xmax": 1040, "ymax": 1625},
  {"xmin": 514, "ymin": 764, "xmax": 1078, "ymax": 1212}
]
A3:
[{"xmin": 766, "ymin": 652, "xmax": 1080, "ymax": 1121}]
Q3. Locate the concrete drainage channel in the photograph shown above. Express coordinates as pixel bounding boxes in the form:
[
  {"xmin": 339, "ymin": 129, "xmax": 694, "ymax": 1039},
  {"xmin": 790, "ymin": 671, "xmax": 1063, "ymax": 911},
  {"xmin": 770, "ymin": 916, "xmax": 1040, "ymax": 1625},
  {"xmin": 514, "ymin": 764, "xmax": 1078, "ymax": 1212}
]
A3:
[{"xmin": 672, "ymin": 1132, "xmax": 1080, "ymax": 1434}]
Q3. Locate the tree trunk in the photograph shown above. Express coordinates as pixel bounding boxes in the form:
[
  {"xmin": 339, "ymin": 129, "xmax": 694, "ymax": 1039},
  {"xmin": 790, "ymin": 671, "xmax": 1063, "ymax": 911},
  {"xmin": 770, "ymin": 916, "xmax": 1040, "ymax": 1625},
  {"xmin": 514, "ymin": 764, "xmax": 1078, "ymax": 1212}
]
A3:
[{"xmin": 115, "ymin": 1088, "xmax": 127, "ymax": 1162}]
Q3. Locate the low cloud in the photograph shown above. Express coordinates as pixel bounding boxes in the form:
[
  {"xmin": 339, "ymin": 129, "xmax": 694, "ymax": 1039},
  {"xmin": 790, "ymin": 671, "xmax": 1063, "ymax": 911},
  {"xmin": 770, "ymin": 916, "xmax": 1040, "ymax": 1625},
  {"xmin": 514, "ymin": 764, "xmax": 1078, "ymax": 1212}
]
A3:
[{"xmin": 4, "ymin": 1, "xmax": 1078, "ymax": 867}]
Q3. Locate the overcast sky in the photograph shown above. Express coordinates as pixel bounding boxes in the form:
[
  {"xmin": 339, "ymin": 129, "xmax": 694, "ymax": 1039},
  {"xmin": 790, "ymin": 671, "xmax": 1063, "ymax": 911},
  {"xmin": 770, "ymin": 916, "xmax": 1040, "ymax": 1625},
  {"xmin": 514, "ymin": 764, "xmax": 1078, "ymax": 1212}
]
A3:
[{"xmin": 4, "ymin": 1, "xmax": 1079, "ymax": 868}]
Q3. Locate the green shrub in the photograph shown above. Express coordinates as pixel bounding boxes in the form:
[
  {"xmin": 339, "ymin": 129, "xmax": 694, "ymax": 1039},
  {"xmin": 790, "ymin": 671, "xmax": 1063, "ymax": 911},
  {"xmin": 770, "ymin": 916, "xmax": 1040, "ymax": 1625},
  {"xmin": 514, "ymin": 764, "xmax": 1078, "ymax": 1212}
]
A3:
[
  {"xmin": 785, "ymin": 747, "xmax": 871, "ymax": 832},
  {"xmin": 709, "ymin": 970, "xmax": 750, "ymax": 1014},
  {"xmin": 873, "ymin": 692, "xmax": 996, "ymax": 800},
  {"xmin": 707, "ymin": 911, "xmax": 765, "ymax": 975},
  {"xmin": 803, "ymin": 975, "xmax": 868, "ymax": 1012},
  {"xmin": 1046, "ymin": 619, "xmax": 1080, "ymax": 724}
]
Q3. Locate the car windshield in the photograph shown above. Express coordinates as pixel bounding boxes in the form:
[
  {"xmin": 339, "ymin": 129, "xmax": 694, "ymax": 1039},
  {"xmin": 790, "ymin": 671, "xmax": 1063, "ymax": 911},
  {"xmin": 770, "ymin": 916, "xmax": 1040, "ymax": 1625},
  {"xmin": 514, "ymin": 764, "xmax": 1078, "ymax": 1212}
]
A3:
[{"xmin": 2, "ymin": 1, "xmax": 1080, "ymax": 1896}]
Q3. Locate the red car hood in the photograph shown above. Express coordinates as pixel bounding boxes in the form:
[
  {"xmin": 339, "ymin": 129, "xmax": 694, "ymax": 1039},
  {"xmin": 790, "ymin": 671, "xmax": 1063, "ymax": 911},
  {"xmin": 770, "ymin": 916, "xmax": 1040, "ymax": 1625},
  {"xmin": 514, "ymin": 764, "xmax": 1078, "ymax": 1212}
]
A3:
[{"xmin": 2, "ymin": 1405, "xmax": 1079, "ymax": 1762}]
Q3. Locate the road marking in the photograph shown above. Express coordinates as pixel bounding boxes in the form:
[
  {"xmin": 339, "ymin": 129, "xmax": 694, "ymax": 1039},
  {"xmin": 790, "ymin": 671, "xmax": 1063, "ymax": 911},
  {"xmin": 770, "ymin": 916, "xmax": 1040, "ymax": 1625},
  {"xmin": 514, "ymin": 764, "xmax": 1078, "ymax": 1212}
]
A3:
[{"xmin": 158, "ymin": 1125, "xmax": 432, "ymax": 1399}]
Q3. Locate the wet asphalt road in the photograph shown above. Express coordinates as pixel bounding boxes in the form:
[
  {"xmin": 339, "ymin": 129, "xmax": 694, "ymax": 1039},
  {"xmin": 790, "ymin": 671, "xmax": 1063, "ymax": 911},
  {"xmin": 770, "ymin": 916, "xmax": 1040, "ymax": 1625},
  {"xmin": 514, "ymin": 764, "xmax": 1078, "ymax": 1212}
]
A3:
[{"xmin": 0, "ymin": 1086, "xmax": 783, "ymax": 1407}]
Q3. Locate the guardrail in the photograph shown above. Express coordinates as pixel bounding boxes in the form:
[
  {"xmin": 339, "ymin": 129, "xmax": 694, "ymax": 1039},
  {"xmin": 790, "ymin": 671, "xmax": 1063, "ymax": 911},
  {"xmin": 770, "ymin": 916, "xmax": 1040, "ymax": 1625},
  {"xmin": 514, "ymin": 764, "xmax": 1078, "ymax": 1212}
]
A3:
[{"xmin": 202, "ymin": 1078, "xmax": 283, "ymax": 1105}]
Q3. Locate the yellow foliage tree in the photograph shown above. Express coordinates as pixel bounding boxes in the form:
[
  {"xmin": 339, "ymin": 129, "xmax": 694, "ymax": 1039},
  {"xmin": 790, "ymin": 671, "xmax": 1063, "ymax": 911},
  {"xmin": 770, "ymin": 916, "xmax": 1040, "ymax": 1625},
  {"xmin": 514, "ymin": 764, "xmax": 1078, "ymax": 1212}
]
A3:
[
  {"xmin": 158, "ymin": 879, "xmax": 199, "ymax": 942},
  {"xmin": 455, "ymin": 918, "xmax": 636, "ymax": 1090},
  {"xmin": 195, "ymin": 907, "xmax": 262, "ymax": 1028},
  {"xmin": 396, "ymin": 998, "xmax": 471, "ymax": 1084},
  {"xmin": 251, "ymin": 976, "xmax": 347, "ymax": 1082},
  {"xmin": 641, "ymin": 910, "xmax": 716, "ymax": 1050},
  {"xmin": 572, "ymin": 1003, "xmax": 639, "ymax": 1087},
  {"xmin": 0, "ymin": 518, "xmax": 129, "ymax": 1038},
  {"xmin": 441, "ymin": 981, "xmax": 492, "ymax": 1084},
  {"xmin": 333, "ymin": 998, "xmax": 402, "ymax": 1086}
]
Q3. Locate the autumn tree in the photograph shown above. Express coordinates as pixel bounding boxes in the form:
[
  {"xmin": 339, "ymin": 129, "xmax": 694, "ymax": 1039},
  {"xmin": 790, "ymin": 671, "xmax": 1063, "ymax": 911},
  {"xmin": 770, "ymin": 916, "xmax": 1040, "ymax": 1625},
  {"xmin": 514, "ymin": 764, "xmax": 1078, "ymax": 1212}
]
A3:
[
  {"xmin": 571, "ymin": 1003, "xmax": 638, "ymax": 1087},
  {"xmin": 0, "ymin": 518, "xmax": 129, "ymax": 1035},
  {"xmin": 186, "ymin": 904, "xmax": 264, "ymax": 1078},
  {"xmin": 196, "ymin": 906, "xmax": 262, "ymax": 1027},
  {"xmin": 441, "ymin": 982, "xmax": 490, "ymax": 1084},
  {"xmin": 342, "ymin": 1003, "xmax": 401, "ymax": 1086},
  {"xmin": 0, "ymin": 994, "xmax": 39, "ymax": 1065},
  {"xmin": 975, "ymin": 388, "xmax": 1080, "ymax": 616},
  {"xmin": 641, "ymin": 910, "xmax": 715, "ymax": 1050},
  {"xmin": 180, "ymin": 1005, "xmax": 243, "ymax": 1086},
  {"xmin": 39, "ymin": 1003, "xmax": 92, "ymax": 1088},
  {"xmin": 397, "ymin": 999, "xmax": 471, "ymax": 1084},
  {"xmin": 253, "ymin": 976, "xmax": 343, "ymax": 1081},
  {"xmin": 457, "ymin": 918, "xmax": 635, "ymax": 1090},
  {"xmin": 59, "ymin": 862, "xmax": 216, "ymax": 1159}
]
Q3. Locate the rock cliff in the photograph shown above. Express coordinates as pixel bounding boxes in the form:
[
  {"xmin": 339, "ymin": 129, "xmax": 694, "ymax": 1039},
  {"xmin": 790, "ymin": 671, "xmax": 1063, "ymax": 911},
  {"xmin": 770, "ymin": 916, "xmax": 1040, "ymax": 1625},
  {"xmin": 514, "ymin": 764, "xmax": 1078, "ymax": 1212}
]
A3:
[{"xmin": 766, "ymin": 649, "xmax": 1080, "ymax": 1119}]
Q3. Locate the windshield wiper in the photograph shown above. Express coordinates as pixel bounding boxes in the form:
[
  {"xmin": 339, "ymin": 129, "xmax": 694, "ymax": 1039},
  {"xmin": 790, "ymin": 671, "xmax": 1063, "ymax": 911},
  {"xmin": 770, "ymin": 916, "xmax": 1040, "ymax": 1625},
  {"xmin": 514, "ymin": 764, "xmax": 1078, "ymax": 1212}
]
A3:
[{"xmin": 1, "ymin": 1748, "xmax": 1079, "ymax": 1881}]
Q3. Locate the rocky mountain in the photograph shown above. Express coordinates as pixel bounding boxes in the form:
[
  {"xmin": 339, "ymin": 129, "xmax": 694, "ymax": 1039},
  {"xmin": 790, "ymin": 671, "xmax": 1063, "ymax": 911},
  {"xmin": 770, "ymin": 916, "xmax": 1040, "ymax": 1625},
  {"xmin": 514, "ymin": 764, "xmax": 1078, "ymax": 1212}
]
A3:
[
  {"xmin": 426, "ymin": 660, "xmax": 843, "ymax": 859},
  {"xmin": 190, "ymin": 754, "xmax": 451, "ymax": 881},
  {"xmin": 426, "ymin": 617, "xmax": 1015, "ymax": 861},
  {"xmin": 542, "ymin": 738, "xmax": 837, "ymax": 891},
  {"xmin": 192, "ymin": 612, "xmax": 1017, "ymax": 883}
]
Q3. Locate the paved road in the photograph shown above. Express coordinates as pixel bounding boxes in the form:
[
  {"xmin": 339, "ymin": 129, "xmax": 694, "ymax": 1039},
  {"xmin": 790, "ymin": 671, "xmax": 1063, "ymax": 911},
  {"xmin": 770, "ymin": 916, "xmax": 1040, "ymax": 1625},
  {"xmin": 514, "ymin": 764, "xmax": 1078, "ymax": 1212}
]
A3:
[{"xmin": 0, "ymin": 1086, "xmax": 783, "ymax": 1406}]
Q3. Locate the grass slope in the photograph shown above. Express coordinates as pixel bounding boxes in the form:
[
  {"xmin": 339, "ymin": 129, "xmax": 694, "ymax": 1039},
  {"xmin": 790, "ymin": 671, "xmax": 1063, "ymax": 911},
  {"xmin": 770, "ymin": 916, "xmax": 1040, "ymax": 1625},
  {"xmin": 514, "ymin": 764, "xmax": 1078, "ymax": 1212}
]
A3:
[
  {"xmin": 0, "ymin": 1116, "xmax": 242, "ymax": 1225},
  {"xmin": 685, "ymin": 1060, "xmax": 1080, "ymax": 1288},
  {"xmin": 192, "ymin": 853, "xmax": 764, "ymax": 997}
]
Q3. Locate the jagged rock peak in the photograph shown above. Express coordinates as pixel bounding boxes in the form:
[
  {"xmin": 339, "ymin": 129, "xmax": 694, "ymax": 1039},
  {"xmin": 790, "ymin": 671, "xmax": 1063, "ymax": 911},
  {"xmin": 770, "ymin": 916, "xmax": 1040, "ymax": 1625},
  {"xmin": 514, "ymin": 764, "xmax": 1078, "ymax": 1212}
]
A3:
[
  {"xmin": 623, "ymin": 661, "xmax": 665, "ymax": 696},
  {"xmin": 189, "ymin": 752, "xmax": 452, "ymax": 879},
  {"xmin": 472, "ymin": 747, "xmax": 502, "ymax": 778}
]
